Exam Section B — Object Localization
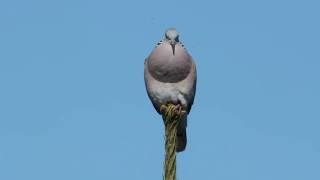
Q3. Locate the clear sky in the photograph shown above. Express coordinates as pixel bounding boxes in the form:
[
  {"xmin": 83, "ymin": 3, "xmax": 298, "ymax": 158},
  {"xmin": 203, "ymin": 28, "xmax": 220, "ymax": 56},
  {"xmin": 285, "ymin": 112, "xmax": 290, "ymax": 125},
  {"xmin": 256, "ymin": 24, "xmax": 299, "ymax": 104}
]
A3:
[{"xmin": 0, "ymin": 0, "xmax": 319, "ymax": 179}]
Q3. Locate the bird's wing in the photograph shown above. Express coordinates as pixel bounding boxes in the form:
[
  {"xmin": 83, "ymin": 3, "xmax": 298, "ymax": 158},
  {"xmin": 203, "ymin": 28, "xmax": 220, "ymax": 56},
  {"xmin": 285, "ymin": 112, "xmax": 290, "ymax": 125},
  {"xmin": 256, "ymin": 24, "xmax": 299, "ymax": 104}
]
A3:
[
  {"xmin": 144, "ymin": 58, "xmax": 162, "ymax": 114},
  {"xmin": 186, "ymin": 61, "xmax": 197, "ymax": 114}
]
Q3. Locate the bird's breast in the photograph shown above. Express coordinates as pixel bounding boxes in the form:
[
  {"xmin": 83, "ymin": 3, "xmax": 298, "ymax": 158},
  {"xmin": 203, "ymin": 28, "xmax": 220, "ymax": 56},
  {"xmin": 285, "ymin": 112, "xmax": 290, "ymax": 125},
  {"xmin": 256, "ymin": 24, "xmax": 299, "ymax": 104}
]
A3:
[{"xmin": 147, "ymin": 45, "xmax": 192, "ymax": 83}]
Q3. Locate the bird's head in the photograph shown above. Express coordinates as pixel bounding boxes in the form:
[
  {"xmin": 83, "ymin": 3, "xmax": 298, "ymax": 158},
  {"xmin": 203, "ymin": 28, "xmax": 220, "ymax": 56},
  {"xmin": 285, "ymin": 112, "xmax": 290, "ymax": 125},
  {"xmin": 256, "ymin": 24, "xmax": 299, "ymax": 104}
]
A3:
[{"xmin": 164, "ymin": 28, "xmax": 179, "ymax": 55}]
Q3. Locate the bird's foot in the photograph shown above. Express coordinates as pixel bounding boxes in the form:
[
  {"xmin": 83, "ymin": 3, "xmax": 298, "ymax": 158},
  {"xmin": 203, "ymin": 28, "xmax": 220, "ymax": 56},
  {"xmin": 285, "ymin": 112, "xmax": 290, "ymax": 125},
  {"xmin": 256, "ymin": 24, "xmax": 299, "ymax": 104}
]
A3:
[
  {"xmin": 173, "ymin": 104, "xmax": 182, "ymax": 117},
  {"xmin": 160, "ymin": 104, "xmax": 186, "ymax": 123}
]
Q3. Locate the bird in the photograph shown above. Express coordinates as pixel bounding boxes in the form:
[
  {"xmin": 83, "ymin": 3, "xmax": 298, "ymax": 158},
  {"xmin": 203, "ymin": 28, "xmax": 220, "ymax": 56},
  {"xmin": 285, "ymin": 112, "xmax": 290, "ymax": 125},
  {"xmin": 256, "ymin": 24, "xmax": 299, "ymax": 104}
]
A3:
[{"xmin": 144, "ymin": 28, "xmax": 197, "ymax": 152}]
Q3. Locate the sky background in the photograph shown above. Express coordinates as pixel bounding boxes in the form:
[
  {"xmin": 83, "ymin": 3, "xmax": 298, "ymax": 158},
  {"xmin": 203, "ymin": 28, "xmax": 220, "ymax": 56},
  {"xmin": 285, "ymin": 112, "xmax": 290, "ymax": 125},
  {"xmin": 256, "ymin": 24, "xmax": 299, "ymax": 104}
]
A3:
[{"xmin": 0, "ymin": 0, "xmax": 319, "ymax": 179}]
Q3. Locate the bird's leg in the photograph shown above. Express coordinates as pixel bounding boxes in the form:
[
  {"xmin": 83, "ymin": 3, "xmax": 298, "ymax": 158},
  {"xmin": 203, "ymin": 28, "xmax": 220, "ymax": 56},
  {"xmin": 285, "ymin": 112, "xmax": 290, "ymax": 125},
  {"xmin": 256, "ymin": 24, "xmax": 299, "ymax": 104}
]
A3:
[
  {"xmin": 178, "ymin": 105, "xmax": 182, "ymax": 117},
  {"xmin": 173, "ymin": 104, "xmax": 184, "ymax": 118},
  {"xmin": 173, "ymin": 104, "xmax": 180, "ymax": 116},
  {"xmin": 160, "ymin": 104, "xmax": 186, "ymax": 124}
]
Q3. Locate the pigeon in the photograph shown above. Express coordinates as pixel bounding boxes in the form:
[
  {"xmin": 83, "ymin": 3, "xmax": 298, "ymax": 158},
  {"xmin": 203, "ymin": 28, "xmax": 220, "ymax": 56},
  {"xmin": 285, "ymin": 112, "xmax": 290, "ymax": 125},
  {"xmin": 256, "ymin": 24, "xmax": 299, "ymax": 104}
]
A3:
[{"xmin": 144, "ymin": 28, "xmax": 197, "ymax": 152}]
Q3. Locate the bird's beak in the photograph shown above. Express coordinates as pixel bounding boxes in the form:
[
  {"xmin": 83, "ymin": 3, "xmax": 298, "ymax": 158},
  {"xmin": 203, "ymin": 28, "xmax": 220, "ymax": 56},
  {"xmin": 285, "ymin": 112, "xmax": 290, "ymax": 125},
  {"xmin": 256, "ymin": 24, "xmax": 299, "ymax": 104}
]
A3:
[{"xmin": 170, "ymin": 42, "xmax": 176, "ymax": 55}]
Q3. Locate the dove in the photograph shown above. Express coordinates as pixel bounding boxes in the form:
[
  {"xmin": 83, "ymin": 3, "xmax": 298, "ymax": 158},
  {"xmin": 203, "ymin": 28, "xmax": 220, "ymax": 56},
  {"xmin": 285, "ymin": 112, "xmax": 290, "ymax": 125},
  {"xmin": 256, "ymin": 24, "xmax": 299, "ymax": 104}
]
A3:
[{"xmin": 144, "ymin": 28, "xmax": 197, "ymax": 152}]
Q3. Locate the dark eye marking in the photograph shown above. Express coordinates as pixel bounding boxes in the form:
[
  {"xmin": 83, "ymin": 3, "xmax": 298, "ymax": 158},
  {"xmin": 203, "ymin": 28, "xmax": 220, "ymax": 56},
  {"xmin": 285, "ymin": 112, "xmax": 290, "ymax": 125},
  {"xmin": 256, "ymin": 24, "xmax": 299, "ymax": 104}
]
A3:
[
  {"xmin": 156, "ymin": 40, "xmax": 163, "ymax": 46},
  {"xmin": 179, "ymin": 42, "xmax": 185, "ymax": 49}
]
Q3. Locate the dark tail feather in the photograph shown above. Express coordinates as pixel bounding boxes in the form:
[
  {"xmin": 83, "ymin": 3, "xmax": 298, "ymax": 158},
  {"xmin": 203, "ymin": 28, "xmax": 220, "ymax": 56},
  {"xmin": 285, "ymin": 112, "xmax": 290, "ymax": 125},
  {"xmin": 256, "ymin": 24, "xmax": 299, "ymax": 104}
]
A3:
[{"xmin": 176, "ymin": 117, "xmax": 187, "ymax": 152}]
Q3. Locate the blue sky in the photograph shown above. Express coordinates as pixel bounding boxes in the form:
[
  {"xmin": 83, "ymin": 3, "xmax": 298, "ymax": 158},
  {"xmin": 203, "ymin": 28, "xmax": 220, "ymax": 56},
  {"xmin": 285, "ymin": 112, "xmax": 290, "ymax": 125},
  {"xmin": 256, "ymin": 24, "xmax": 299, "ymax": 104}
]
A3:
[{"xmin": 0, "ymin": 0, "xmax": 319, "ymax": 179}]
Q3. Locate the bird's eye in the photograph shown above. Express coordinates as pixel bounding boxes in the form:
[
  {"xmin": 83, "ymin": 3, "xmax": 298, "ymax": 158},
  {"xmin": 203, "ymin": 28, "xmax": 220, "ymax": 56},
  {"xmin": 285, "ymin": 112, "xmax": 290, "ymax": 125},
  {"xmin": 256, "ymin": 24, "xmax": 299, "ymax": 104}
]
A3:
[{"xmin": 175, "ymin": 36, "xmax": 179, "ymax": 42}]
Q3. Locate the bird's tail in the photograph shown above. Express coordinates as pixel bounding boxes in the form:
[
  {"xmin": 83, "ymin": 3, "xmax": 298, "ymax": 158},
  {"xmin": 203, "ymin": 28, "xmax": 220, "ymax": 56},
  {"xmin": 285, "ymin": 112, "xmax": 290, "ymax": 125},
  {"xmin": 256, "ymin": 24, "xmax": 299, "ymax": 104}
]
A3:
[{"xmin": 176, "ymin": 117, "xmax": 187, "ymax": 152}]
